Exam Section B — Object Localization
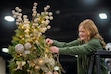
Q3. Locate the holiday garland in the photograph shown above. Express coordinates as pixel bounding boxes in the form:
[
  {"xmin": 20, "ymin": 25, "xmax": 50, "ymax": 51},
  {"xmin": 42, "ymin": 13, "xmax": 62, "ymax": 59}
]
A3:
[{"xmin": 8, "ymin": 2, "xmax": 64, "ymax": 74}]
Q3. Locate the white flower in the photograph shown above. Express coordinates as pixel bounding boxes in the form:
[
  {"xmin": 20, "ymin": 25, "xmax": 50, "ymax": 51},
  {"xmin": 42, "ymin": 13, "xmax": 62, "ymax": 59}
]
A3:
[
  {"xmin": 24, "ymin": 29, "xmax": 29, "ymax": 33},
  {"xmin": 37, "ymin": 13, "xmax": 40, "ymax": 16},
  {"xmin": 46, "ymin": 5, "xmax": 50, "ymax": 9},
  {"xmin": 18, "ymin": 9, "xmax": 22, "ymax": 12},
  {"xmin": 34, "ymin": 2, "xmax": 38, "ymax": 6},
  {"xmin": 49, "ymin": 16, "xmax": 53, "ymax": 20},
  {"xmin": 41, "ymin": 12, "xmax": 45, "ymax": 15},
  {"xmin": 45, "ymin": 12, "xmax": 48, "ymax": 15},
  {"xmin": 33, "ymin": 23, "xmax": 38, "ymax": 26},
  {"xmin": 13, "ymin": 15, "xmax": 16, "ymax": 18},
  {"xmin": 15, "ymin": 12, "xmax": 19, "ymax": 16},
  {"xmin": 33, "ymin": 11, "xmax": 37, "ymax": 14},
  {"xmin": 25, "ymin": 34, "xmax": 30, "ymax": 38},
  {"xmin": 34, "ymin": 18, "xmax": 38, "ymax": 23},
  {"xmin": 45, "ymin": 16, "xmax": 49, "ymax": 19},
  {"xmin": 18, "ymin": 17, "xmax": 22, "ymax": 22},
  {"xmin": 12, "ymin": 10, "xmax": 15, "ymax": 14},
  {"xmin": 16, "ymin": 22, "xmax": 20, "ymax": 25},
  {"xmin": 40, "ymin": 27, "xmax": 47, "ymax": 33},
  {"xmin": 15, "ymin": 7, "xmax": 20, "ymax": 11},
  {"xmin": 18, "ymin": 13, "xmax": 22, "ymax": 17},
  {"xmin": 33, "ymin": 6, "xmax": 37, "ymax": 9},
  {"xmin": 45, "ymin": 20, "xmax": 50, "ymax": 25},
  {"xmin": 38, "ymin": 33, "xmax": 42, "ymax": 37},
  {"xmin": 32, "ymin": 8, "xmax": 36, "ymax": 12},
  {"xmin": 44, "ymin": 7, "xmax": 48, "ymax": 11},
  {"xmin": 47, "ymin": 26, "xmax": 51, "ymax": 29},
  {"xmin": 49, "ymin": 12, "xmax": 53, "ymax": 16},
  {"xmin": 41, "ymin": 21, "xmax": 45, "ymax": 24},
  {"xmin": 32, "ymin": 13, "xmax": 36, "ymax": 17},
  {"xmin": 23, "ymin": 15, "xmax": 28, "ymax": 19}
]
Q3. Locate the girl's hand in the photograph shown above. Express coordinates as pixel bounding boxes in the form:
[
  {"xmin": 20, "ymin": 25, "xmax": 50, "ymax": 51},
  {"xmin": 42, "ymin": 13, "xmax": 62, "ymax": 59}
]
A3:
[
  {"xmin": 49, "ymin": 46, "xmax": 59, "ymax": 53},
  {"xmin": 46, "ymin": 38, "xmax": 54, "ymax": 45}
]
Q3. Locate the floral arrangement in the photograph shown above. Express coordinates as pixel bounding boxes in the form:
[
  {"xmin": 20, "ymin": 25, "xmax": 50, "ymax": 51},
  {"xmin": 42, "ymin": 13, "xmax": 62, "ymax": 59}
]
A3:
[{"xmin": 8, "ymin": 2, "xmax": 64, "ymax": 74}]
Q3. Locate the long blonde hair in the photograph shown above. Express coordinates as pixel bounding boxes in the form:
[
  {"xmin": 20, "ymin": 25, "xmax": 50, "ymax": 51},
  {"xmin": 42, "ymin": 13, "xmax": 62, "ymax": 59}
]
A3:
[{"xmin": 79, "ymin": 19, "xmax": 106, "ymax": 48}]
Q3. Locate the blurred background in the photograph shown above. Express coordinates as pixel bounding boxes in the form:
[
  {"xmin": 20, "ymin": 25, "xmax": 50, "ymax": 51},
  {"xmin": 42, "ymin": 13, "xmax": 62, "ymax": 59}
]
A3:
[{"xmin": 0, "ymin": 0, "xmax": 111, "ymax": 74}]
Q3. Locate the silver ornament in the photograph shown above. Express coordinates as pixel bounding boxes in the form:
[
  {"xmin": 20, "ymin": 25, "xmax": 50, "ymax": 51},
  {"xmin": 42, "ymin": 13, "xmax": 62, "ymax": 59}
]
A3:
[
  {"xmin": 15, "ymin": 44, "xmax": 24, "ymax": 53},
  {"xmin": 24, "ymin": 42, "xmax": 32, "ymax": 50}
]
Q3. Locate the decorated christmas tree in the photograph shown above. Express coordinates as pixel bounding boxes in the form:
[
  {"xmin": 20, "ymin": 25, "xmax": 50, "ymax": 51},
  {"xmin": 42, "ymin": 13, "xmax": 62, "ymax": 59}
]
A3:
[{"xmin": 8, "ymin": 2, "xmax": 64, "ymax": 74}]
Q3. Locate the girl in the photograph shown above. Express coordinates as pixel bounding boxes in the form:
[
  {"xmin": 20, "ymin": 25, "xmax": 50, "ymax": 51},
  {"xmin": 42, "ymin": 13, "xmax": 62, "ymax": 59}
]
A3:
[{"xmin": 46, "ymin": 19, "xmax": 108, "ymax": 74}]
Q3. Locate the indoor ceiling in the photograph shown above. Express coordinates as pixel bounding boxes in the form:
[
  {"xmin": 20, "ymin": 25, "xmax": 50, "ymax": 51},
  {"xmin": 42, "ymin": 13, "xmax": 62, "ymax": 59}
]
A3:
[
  {"xmin": 0, "ymin": 0, "xmax": 111, "ymax": 53},
  {"xmin": 0, "ymin": 0, "xmax": 111, "ymax": 74}
]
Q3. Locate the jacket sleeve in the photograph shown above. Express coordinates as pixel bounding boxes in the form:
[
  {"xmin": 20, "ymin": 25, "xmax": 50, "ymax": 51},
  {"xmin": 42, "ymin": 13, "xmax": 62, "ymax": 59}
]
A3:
[
  {"xmin": 59, "ymin": 39, "xmax": 103, "ymax": 55},
  {"xmin": 53, "ymin": 39, "xmax": 80, "ymax": 48}
]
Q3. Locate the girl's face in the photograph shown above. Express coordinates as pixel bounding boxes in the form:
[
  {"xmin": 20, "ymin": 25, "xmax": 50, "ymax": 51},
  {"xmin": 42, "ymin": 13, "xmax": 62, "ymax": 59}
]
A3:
[{"xmin": 78, "ymin": 26, "xmax": 88, "ymax": 42}]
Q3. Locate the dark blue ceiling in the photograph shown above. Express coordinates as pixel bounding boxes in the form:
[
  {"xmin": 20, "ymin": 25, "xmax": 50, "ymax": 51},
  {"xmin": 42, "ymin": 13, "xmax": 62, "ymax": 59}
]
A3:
[{"xmin": 0, "ymin": 0, "xmax": 111, "ymax": 48}]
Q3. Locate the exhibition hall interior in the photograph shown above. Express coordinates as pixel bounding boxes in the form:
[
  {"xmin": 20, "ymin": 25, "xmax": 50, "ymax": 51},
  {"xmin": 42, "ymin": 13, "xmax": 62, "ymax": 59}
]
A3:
[{"xmin": 0, "ymin": 0, "xmax": 111, "ymax": 74}]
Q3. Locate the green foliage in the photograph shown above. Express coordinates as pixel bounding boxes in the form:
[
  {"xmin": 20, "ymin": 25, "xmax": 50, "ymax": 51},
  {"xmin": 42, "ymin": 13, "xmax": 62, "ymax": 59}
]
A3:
[{"xmin": 8, "ymin": 2, "xmax": 64, "ymax": 74}]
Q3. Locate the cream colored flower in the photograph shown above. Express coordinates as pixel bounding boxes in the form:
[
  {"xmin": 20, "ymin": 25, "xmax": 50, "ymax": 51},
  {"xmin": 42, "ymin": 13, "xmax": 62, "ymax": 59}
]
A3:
[
  {"xmin": 47, "ymin": 26, "xmax": 51, "ymax": 29},
  {"xmin": 49, "ymin": 12, "xmax": 53, "ymax": 16},
  {"xmin": 41, "ymin": 12, "xmax": 45, "ymax": 15},
  {"xmin": 46, "ymin": 5, "xmax": 50, "ymax": 9},
  {"xmin": 18, "ymin": 13, "xmax": 22, "ymax": 17},
  {"xmin": 45, "ymin": 20, "xmax": 50, "ymax": 25},
  {"xmin": 45, "ymin": 16, "xmax": 49, "ymax": 20},
  {"xmin": 49, "ymin": 16, "xmax": 53, "ymax": 20},
  {"xmin": 15, "ymin": 7, "xmax": 20, "ymax": 11},
  {"xmin": 23, "ymin": 15, "xmax": 28, "ymax": 19},
  {"xmin": 16, "ymin": 22, "xmax": 20, "ymax": 25},
  {"xmin": 34, "ymin": 2, "xmax": 38, "ymax": 6}
]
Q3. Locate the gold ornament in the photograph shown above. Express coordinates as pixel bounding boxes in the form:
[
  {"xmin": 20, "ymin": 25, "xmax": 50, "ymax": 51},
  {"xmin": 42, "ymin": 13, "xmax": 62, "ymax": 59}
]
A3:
[
  {"xmin": 38, "ymin": 58, "xmax": 45, "ymax": 65},
  {"xmin": 28, "ymin": 60, "xmax": 37, "ymax": 67},
  {"xmin": 16, "ymin": 61, "xmax": 26, "ymax": 70},
  {"xmin": 45, "ymin": 48, "xmax": 49, "ymax": 53}
]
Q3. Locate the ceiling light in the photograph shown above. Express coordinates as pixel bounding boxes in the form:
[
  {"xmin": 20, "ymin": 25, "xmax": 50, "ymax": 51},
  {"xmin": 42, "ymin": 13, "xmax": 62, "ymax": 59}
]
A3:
[
  {"xmin": 55, "ymin": 10, "xmax": 60, "ymax": 14},
  {"xmin": 2, "ymin": 48, "xmax": 9, "ymax": 53},
  {"xmin": 4, "ymin": 16, "xmax": 15, "ymax": 22},
  {"xmin": 99, "ymin": 13, "xmax": 107, "ymax": 19}
]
